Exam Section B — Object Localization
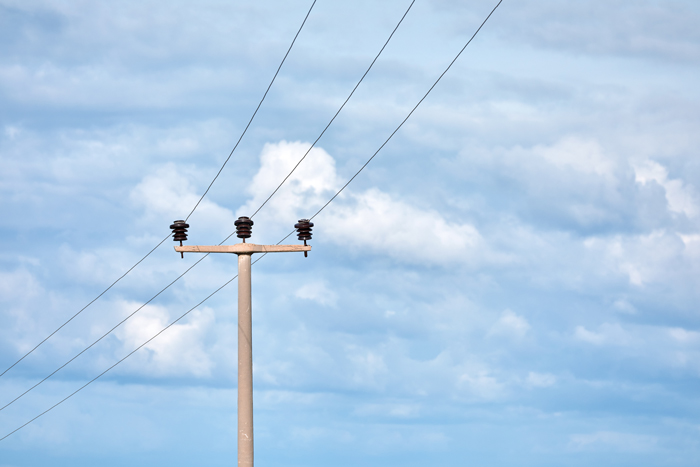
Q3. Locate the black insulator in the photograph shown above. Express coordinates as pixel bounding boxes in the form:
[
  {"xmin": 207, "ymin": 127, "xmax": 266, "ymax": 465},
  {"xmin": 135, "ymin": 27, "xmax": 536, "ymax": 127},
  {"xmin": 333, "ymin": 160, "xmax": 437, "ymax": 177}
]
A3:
[
  {"xmin": 295, "ymin": 219, "xmax": 313, "ymax": 241},
  {"xmin": 234, "ymin": 216, "xmax": 254, "ymax": 242},
  {"xmin": 170, "ymin": 220, "xmax": 190, "ymax": 258},
  {"xmin": 170, "ymin": 220, "xmax": 190, "ymax": 243},
  {"xmin": 295, "ymin": 219, "xmax": 313, "ymax": 257}
]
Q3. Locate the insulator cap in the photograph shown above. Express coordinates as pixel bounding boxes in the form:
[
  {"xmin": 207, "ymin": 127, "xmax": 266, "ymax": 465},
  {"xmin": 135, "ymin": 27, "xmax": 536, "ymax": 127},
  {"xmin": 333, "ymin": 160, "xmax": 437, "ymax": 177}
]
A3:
[
  {"xmin": 234, "ymin": 216, "xmax": 254, "ymax": 240},
  {"xmin": 170, "ymin": 220, "xmax": 190, "ymax": 243},
  {"xmin": 294, "ymin": 219, "xmax": 313, "ymax": 241}
]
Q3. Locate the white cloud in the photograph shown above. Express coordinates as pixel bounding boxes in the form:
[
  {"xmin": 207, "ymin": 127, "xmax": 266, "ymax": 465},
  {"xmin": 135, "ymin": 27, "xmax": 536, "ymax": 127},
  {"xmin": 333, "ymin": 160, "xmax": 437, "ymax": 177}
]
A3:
[
  {"xmin": 130, "ymin": 163, "xmax": 236, "ymax": 239},
  {"xmin": 115, "ymin": 301, "xmax": 215, "ymax": 378},
  {"xmin": 457, "ymin": 370, "xmax": 504, "ymax": 400},
  {"xmin": 583, "ymin": 230, "xmax": 691, "ymax": 287},
  {"xmin": 3, "ymin": 0, "xmax": 700, "ymax": 461},
  {"xmin": 574, "ymin": 325, "xmax": 605, "ymax": 345},
  {"xmin": 295, "ymin": 281, "xmax": 337, "ymax": 307},
  {"xmin": 574, "ymin": 323, "xmax": 630, "ymax": 346},
  {"xmin": 535, "ymin": 136, "xmax": 615, "ymax": 177},
  {"xmin": 488, "ymin": 309, "xmax": 530, "ymax": 339},
  {"xmin": 635, "ymin": 160, "xmax": 699, "ymax": 217},
  {"xmin": 243, "ymin": 141, "xmax": 484, "ymax": 265},
  {"xmin": 323, "ymin": 188, "xmax": 483, "ymax": 265},
  {"xmin": 0, "ymin": 268, "xmax": 42, "ymax": 305},
  {"xmin": 0, "ymin": 268, "xmax": 46, "ymax": 354},
  {"xmin": 668, "ymin": 327, "xmax": 700, "ymax": 344},
  {"xmin": 239, "ymin": 140, "xmax": 341, "ymax": 220}
]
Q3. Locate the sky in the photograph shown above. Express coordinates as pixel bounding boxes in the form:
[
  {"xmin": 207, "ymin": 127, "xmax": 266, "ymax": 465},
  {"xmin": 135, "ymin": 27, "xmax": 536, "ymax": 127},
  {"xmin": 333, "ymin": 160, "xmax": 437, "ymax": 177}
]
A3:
[{"xmin": 1, "ymin": 0, "xmax": 699, "ymax": 465}]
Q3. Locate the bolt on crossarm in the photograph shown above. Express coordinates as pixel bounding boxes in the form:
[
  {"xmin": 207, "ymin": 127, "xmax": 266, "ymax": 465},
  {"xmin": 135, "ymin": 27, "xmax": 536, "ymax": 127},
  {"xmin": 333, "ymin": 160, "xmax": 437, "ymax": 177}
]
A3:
[{"xmin": 170, "ymin": 216, "xmax": 313, "ymax": 467}]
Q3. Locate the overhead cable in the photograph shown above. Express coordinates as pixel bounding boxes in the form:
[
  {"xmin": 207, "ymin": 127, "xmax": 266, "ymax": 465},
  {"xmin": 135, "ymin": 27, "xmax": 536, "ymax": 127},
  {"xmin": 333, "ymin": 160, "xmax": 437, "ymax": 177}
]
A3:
[
  {"xmin": 0, "ymin": 235, "xmax": 169, "ymax": 379},
  {"xmin": 0, "ymin": 0, "xmax": 415, "ymax": 407},
  {"xmin": 0, "ymin": 0, "xmax": 503, "ymax": 441},
  {"xmin": 0, "ymin": 0, "xmax": 317, "ymax": 380},
  {"xmin": 186, "ymin": 0, "xmax": 318, "ymax": 221},
  {"xmin": 0, "ymin": 254, "xmax": 210, "ymax": 412},
  {"xmin": 251, "ymin": 0, "xmax": 416, "ymax": 219}
]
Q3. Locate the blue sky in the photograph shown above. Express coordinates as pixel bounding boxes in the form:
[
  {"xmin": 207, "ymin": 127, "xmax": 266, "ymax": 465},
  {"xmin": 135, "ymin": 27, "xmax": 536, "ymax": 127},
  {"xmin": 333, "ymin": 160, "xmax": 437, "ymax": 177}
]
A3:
[{"xmin": 1, "ymin": 0, "xmax": 699, "ymax": 465}]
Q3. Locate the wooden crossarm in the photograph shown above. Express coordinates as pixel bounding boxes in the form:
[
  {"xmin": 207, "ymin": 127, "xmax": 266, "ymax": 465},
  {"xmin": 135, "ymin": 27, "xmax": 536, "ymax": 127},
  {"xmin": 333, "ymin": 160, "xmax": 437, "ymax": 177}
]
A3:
[{"xmin": 174, "ymin": 244, "xmax": 311, "ymax": 254}]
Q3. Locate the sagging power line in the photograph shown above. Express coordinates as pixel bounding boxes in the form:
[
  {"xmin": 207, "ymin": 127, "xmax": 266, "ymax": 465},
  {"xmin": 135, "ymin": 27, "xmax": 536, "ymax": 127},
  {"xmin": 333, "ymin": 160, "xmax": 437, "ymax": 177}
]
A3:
[
  {"xmin": 0, "ymin": 0, "xmax": 318, "ymax": 380},
  {"xmin": 0, "ymin": 0, "xmax": 416, "ymax": 409},
  {"xmin": 0, "ymin": 0, "xmax": 503, "ymax": 442}
]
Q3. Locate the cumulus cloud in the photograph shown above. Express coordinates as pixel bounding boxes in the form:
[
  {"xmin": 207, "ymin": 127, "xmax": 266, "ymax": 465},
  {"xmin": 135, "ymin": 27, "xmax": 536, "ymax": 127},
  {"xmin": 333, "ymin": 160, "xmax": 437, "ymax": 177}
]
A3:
[
  {"xmin": 3, "ymin": 0, "xmax": 700, "ymax": 462},
  {"xmin": 242, "ymin": 140, "xmax": 484, "ymax": 265},
  {"xmin": 130, "ymin": 163, "xmax": 236, "ymax": 239},
  {"xmin": 323, "ymin": 188, "xmax": 483, "ymax": 265},
  {"xmin": 534, "ymin": 136, "xmax": 615, "ymax": 178},
  {"xmin": 487, "ymin": 310, "xmax": 530, "ymax": 339},
  {"xmin": 457, "ymin": 370, "xmax": 504, "ymax": 401},
  {"xmin": 239, "ymin": 140, "xmax": 342, "ymax": 219},
  {"xmin": 295, "ymin": 281, "xmax": 337, "ymax": 307},
  {"xmin": 0, "ymin": 268, "xmax": 46, "ymax": 355},
  {"xmin": 635, "ymin": 160, "xmax": 699, "ymax": 218},
  {"xmin": 668, "ymin": 327, "xmax": 700, "ymax": 344},
  {"xmin": 581, "ymin": 228, "xmax": 695, "ymax": 287},
  {"xmin": 115, "ymin": 301, "xmax": 215, "ymax": 378},
  {"xmin": 456, "ymin": 134, "xmax": 635, "ymax": 235},
  {"xmin": 0, "ymin": 268, "xmax": 42, "ymax": 305},
  {"xmin": 680, "ymin": 233, "xmax": 700, "ymax": 250}
]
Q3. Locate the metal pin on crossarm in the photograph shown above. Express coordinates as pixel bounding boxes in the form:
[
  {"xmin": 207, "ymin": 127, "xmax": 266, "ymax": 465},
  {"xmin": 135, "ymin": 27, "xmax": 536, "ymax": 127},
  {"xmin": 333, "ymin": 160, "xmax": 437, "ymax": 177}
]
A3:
[
  {"xmin": 169, "ymin": 220, "xmax": 190, "ymax": 258},
  {"xmin": 170, "ymin": 217, "xmax": 313, "ymax": 467}
]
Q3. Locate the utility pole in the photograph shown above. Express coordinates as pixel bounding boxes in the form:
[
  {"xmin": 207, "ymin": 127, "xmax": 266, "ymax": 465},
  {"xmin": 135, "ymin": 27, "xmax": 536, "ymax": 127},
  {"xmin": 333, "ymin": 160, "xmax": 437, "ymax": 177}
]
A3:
[{"xmin": 170, "ymin": 216, "xmax": 313, "ymax": 467}]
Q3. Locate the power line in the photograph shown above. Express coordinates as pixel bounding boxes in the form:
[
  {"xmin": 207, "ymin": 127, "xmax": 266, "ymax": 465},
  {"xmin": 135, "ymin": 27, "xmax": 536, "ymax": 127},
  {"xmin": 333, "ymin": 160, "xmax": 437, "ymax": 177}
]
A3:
[
  {"xmin": 270, "ymin": 0, "xmax": 504, "ymax": 223},
  {"xmin": 0, "ymin": 241, "xmax": 274, "ymax": 442},
  {"xmin": 311, "ymin": 0, "xmax": 504, "ymax": 221},
  {"xmin": 0, "ymin": 234, "xmax": 169, "ymax": 379},
  {"xmin": 0, "ymin": 226, "xmax": 241, "ymax": 411},
  {"xmin": 0, "ymin": 0, "xmax": 503, "ymax": 441},
  {"xmin": 0, "ymin": 0, "xmax": 317, "ymax": 380},
  {"xmin": 0, "ymin": 253, "xmax": 211, "ymax": 412},
  {"xmin": 0, "ymin": 267, "xmax": 242, "ymax": 443},
  {"xmin": 185, "ymin": 0, "xmax": 318, "ymax": 222},
  {"xmin": 250, "ymin": 0, "xmax": 416, "ymax": 219},
  {"xmin": 0, "ymin": 0, "xmax": 415, "ymax": 406}
]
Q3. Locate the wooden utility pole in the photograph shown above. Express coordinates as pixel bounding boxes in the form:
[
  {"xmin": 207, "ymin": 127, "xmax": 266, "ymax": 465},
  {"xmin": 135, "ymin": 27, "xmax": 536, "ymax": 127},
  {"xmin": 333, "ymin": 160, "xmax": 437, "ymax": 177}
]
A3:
[{"xmin": 170, "ymin": 217, "xmax": 313, "ymax": 467}]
